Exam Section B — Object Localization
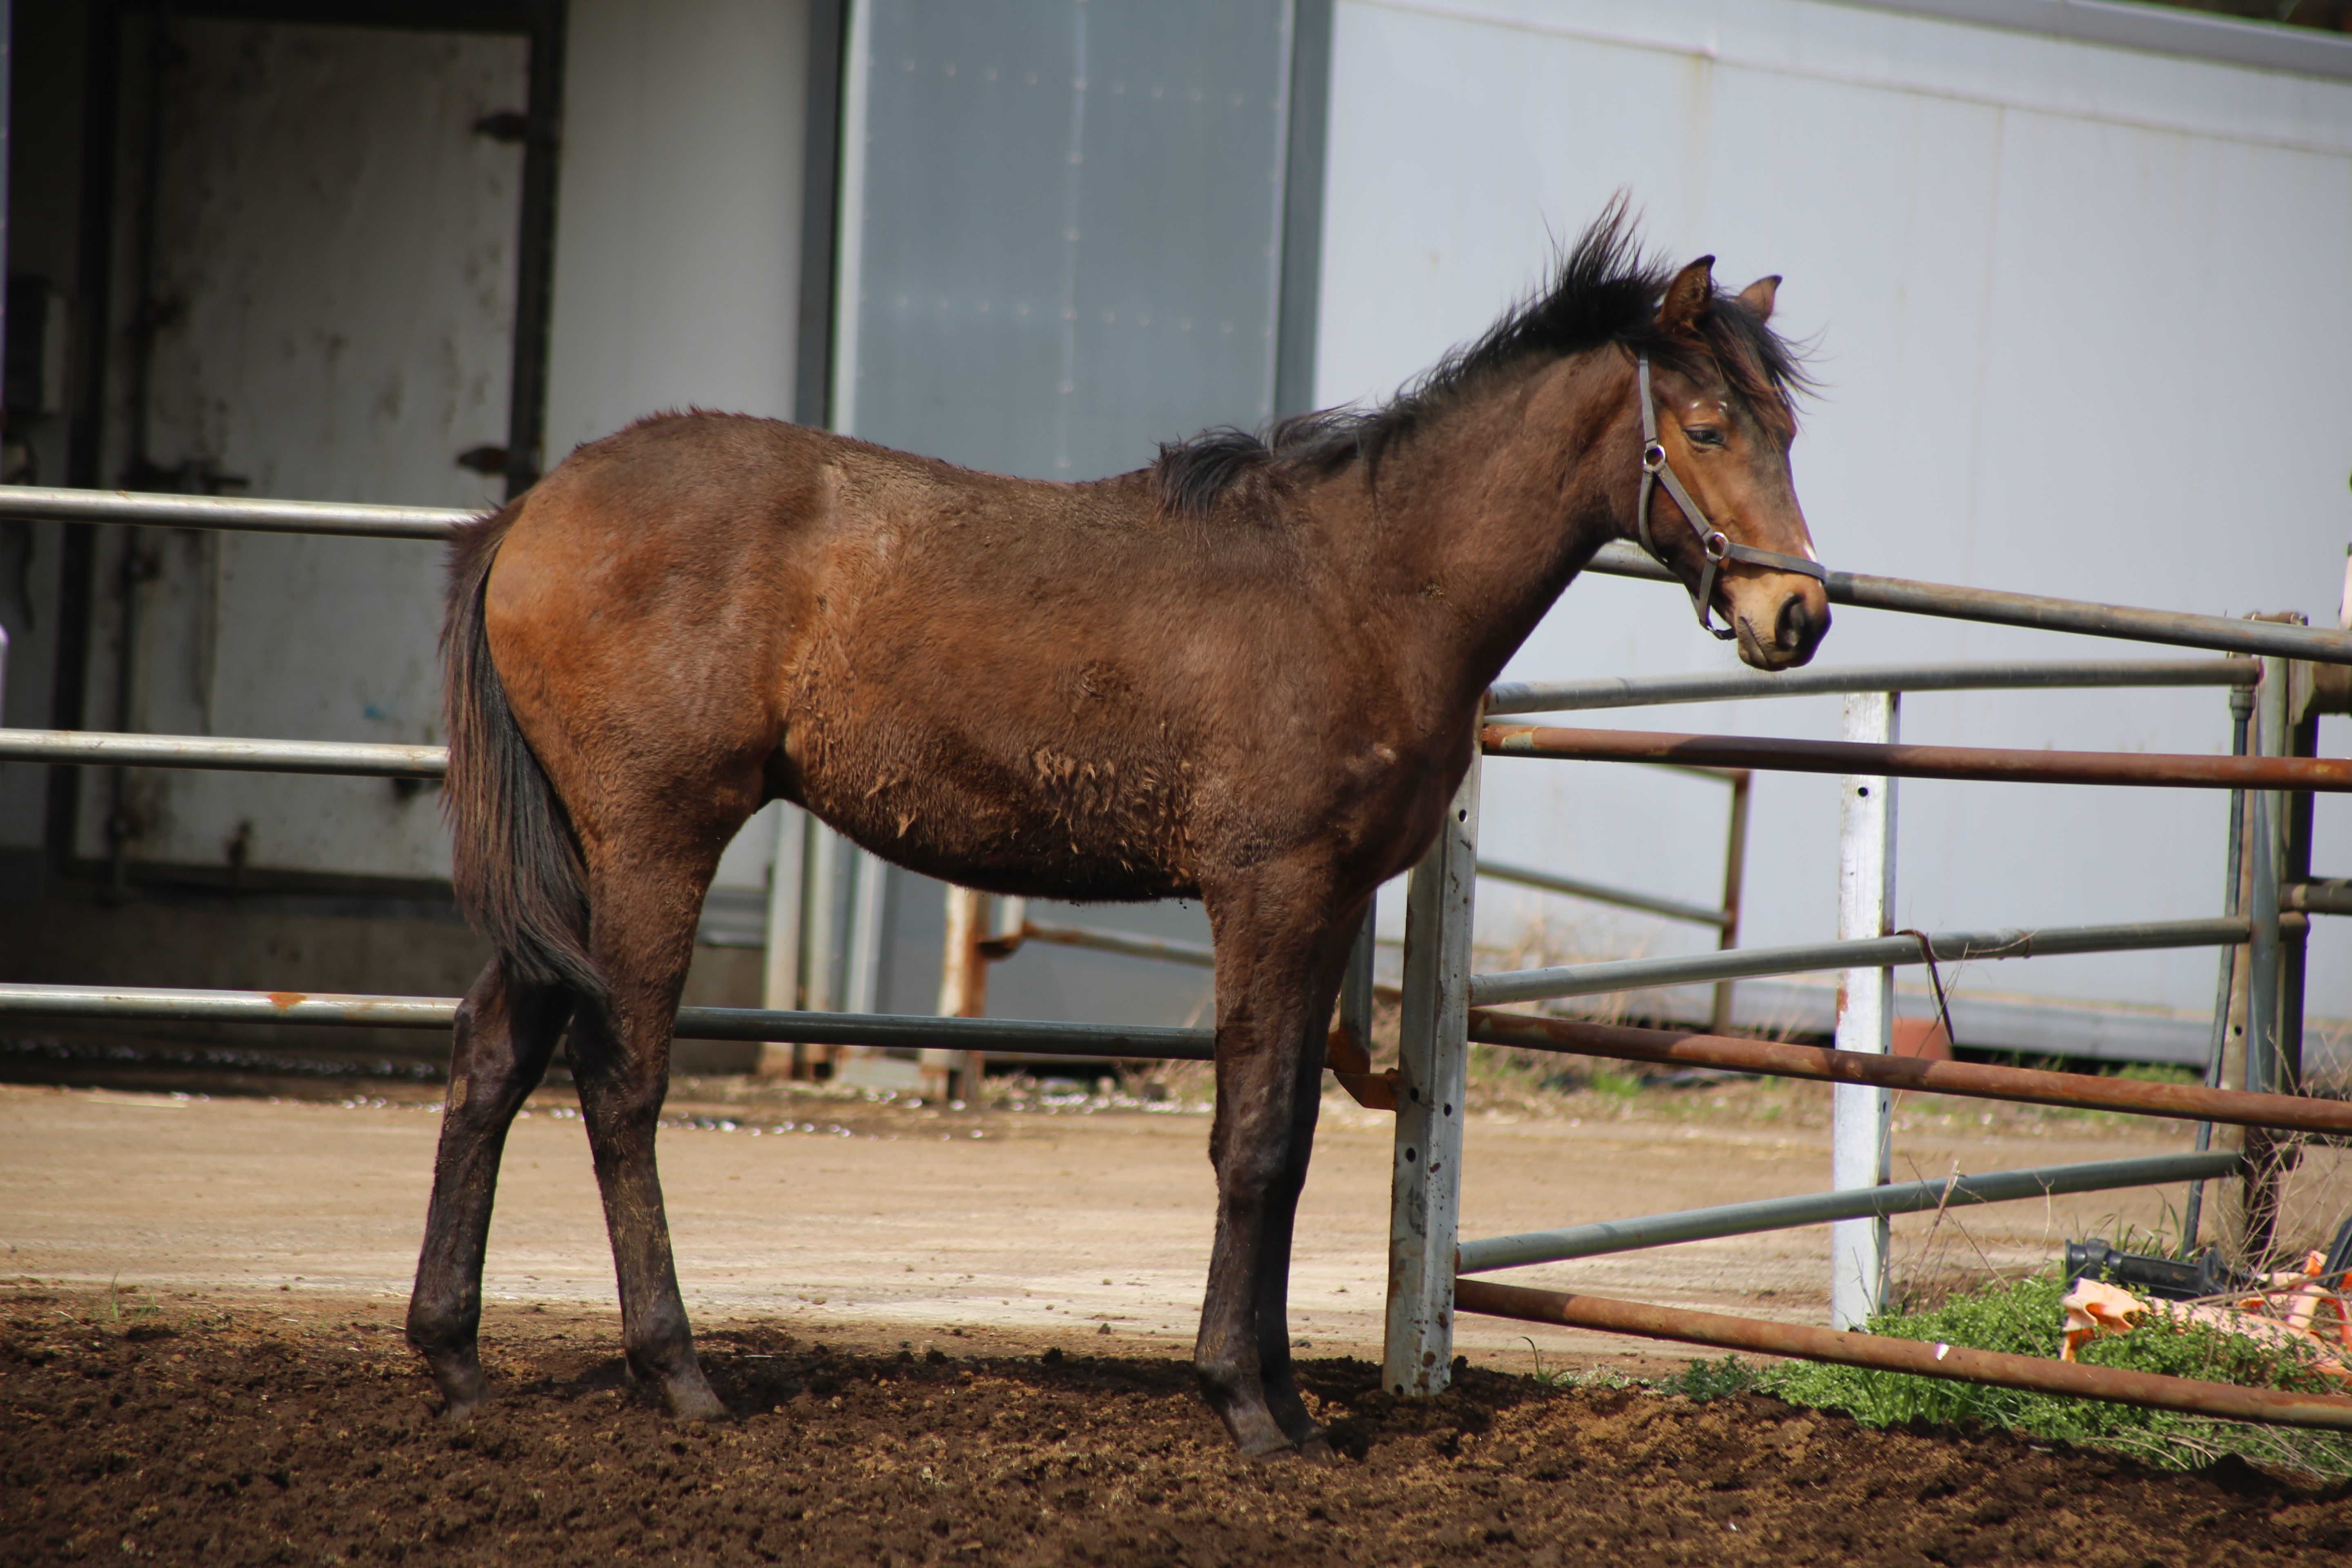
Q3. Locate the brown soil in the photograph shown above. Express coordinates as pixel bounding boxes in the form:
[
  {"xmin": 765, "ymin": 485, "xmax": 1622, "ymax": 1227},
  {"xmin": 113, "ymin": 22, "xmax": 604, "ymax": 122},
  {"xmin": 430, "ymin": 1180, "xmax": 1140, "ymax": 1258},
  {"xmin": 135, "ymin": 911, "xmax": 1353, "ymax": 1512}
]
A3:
[{"xmin": 5, "ymin": 1284, "xmax": 2349, "ymax": 1568}]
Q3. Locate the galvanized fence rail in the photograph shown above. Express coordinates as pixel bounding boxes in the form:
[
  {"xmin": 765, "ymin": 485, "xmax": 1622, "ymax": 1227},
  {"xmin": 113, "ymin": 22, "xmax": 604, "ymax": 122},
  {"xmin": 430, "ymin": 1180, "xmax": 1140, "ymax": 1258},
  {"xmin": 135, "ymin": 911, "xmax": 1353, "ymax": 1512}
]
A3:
[
  {"xmin": 4, "ymin": 482, "xmax": 2347, "ymax": 1431},
  {"xmin": 1404, "ymin": 641, "xmax": 2345, "ymax": 1423}
]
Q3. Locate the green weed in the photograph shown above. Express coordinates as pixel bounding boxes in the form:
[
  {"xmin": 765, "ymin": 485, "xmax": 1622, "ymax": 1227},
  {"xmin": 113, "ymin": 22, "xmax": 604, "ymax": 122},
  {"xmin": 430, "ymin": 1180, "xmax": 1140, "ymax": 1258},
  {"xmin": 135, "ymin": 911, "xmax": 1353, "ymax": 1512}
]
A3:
[
  {"xmin": 1587, "ymin": 1065, "xmax": 1646, "ymax": 1103},
  {"xmin": 1761, "ymin": 1270, "xmax": 2352, "ymax": 1479},
  {"xmin": 1668, "ymin": 1354, "xmax": 1761, "ymax": 1401},
  {"xmin": 1517, "ymin": 1336, "xmax": 1639, "ymax": 1391}
]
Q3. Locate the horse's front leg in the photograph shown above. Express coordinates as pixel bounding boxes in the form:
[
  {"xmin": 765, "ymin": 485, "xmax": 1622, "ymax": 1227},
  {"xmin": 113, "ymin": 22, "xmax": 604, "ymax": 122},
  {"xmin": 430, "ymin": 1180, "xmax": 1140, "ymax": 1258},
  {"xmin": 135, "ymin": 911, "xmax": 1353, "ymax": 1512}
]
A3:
[
  {"xmin": 1196, "ymin": 880, "xmax": 1360, "ymax": 1460},
  {"xmin": 407, "ymin": 959, "xmax": 574, "ymax": 1419}
]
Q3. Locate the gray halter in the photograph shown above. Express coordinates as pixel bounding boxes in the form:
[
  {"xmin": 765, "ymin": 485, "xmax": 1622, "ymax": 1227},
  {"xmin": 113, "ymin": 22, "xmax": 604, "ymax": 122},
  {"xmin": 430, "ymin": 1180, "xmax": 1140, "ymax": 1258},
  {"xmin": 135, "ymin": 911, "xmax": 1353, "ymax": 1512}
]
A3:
[{"xmin": 1636, "ymin": 352, "xmax": 1827, "ymax": 641}]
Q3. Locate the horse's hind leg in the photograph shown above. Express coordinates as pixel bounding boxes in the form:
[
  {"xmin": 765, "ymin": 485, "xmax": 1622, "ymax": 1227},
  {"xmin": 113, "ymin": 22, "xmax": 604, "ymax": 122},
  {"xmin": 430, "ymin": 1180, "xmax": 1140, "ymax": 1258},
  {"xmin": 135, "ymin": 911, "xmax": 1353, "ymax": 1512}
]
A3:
[
  {"xmin": 407, "ymin": 959, "xmax": 574, "ymax": 1419},
  {"xmin": 566, "ymin": 843, "xmax": 728, "ymax": 1421}
]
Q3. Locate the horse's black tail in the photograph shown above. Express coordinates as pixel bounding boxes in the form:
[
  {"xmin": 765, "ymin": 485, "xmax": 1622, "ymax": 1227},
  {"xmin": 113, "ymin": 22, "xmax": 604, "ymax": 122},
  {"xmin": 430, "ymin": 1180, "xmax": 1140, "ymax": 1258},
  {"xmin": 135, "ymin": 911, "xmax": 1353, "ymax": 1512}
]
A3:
[{"xmin": 441, "ymin": 502, "xmax": 605, "ymax": 1004}]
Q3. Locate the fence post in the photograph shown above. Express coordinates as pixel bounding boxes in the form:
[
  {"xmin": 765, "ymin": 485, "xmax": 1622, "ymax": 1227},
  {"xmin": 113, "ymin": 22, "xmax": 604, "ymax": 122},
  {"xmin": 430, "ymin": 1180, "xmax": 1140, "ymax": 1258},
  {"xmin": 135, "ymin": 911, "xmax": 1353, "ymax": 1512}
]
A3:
[
  {"xmin": 1710, "ymin": 771, "xmax": 1751, "ymax": 1034},
  {"xmin": 1337, "ymin": 902, "xmax": 1376, "ymax": 1058},
  {"xmin": 934, "ymin": 886, "xmax": 989, "ymax": 1099},
  {"xmin": 2184, "ymin": 684, "xmax": 2253, "ymax": 1252},
  {"xmin": 2239, "ymin": 655, "xmax": 2292, "ymax": 1258},
  {"xmin": 1831, "ymin": 692, "xmax": 1898, "ymax": 1329},
  {"xmin": 1384, "ymin": 748, "xmax": 1479, "ymax": 1397}
]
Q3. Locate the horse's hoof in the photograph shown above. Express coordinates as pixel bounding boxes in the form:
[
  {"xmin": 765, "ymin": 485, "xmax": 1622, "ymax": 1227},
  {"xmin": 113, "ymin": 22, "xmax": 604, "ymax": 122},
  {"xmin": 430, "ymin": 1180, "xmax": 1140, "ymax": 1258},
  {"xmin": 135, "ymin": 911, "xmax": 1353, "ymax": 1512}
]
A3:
[
  {"xmin": 421, "ymin": 1355, "xmax": 489, "ymax": 1423},
  {"xmin": 664, "ymin": 1377, "xmax": 728, "ymax": 1423},
  {"xmin": 1296, "ymin": 1433, "xmax": 1336, "ymax": 1466}
]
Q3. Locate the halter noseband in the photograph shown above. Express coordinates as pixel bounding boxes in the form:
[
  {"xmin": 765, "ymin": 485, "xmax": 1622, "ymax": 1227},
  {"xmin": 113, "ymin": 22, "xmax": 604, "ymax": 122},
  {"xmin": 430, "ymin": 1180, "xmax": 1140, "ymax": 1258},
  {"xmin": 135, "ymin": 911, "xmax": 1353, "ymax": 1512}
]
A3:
[{"xmin": 1636, "ymin": 352, "xmax": 1827, "ymax": 641}]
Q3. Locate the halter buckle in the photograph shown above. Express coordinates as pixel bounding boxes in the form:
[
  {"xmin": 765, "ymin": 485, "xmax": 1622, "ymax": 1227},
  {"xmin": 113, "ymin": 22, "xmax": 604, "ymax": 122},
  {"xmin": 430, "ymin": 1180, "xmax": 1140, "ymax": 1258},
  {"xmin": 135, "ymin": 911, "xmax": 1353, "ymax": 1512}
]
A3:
[
  {"xmin": 1640, "ymin": 441, "xmax": 1667, "ymax": 475},
  {"xmin": 1702, "ymin": 530, "xmax": 1732, "ymax": 563}
]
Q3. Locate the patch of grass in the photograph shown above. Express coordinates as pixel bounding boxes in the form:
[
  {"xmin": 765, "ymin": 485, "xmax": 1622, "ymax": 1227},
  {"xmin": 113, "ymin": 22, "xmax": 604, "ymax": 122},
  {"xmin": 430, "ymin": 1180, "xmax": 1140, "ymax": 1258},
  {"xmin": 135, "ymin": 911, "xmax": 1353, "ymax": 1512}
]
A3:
[
  {"xmin": 1514, "ymin": 1336, "xmax": 1637, "ymax": 1391},
  {"xmin": 1587, "ymin": 1065, "xmax": 1646, "ymax": 1103},
  {"xmin": 1667, "ymin": 1354, "xmax": 1761, "ymax": 1401},
  {"xmin": 1760, "ymin": 1271, "xmax": 2352, "ymax": 1479},
  {"xmin": 2112, "ymin": 1063, "xmax": 2201, "ymax": 1086}
]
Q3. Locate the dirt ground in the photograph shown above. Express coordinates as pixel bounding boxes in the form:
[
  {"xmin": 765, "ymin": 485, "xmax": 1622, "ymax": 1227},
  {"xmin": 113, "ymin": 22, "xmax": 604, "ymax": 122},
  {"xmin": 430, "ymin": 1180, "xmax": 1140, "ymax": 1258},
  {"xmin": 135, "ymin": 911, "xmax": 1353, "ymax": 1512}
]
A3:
[
  {"xmin": 7, "ymin": 1067, "xmax": 2352, "ymax": 1563},
  {"xmin": 7, "ymin": 1283, "xmax": 2350, "ymax": 1567}
]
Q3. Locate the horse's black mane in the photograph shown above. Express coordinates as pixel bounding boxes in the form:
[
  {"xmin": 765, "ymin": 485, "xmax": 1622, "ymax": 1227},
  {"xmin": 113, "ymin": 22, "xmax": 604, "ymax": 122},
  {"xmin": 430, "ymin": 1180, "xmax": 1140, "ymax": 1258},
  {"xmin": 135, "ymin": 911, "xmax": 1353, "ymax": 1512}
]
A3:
[{"xmin": 1152, "ymin": 199, "xmax": 1811, "ymax": 521}]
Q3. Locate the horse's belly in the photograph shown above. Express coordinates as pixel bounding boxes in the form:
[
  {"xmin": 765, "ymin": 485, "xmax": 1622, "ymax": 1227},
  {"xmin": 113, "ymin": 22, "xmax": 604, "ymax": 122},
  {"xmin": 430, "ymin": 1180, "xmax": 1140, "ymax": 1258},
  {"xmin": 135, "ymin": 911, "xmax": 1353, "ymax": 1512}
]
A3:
[{"xmin": 795, "ymin": 731, "xmax": 1201, "ymax": 904}]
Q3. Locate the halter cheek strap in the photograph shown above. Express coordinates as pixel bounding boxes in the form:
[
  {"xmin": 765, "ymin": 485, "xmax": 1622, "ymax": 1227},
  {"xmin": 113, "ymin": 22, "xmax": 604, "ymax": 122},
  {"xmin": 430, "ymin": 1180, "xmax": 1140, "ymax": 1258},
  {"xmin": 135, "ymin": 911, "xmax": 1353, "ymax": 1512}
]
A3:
[{"xmin": 1636, "ymin": 352, "xmax": 1827, "ymax": 641}]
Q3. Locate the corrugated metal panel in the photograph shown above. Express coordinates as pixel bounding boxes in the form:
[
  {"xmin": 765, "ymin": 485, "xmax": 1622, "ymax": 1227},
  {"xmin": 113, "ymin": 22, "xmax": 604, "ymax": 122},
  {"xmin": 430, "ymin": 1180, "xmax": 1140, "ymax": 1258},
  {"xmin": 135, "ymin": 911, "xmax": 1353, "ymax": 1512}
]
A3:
[
  {"xmin": 836, "ymin": 0, "xmax": 1294, "ymax": 1025},
  {"xmin": 844, "ymin": 0, "xmax": 1290, "ymax": 480}
]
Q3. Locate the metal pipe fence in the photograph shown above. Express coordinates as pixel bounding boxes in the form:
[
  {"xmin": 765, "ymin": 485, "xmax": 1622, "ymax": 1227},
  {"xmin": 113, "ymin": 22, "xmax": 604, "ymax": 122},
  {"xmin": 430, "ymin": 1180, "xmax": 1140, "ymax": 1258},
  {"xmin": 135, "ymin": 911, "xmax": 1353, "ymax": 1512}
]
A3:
[
  {"xmin": 1457, "ymin": 1150, "xmax": 2247, "ymax": 1273},
  {"xmin": 7, "ymin": 482, "xmax": 2345, "ymax": 1431},
  {"xmin": 1459, "ymin": 1011, "xmax": 2352, "ymax": 1133},
  {"xmin": 1483, "ymin": 724, "xmax": 2352, "ymax": 791},
  {"xmin": 1476, "ymin": 855, "xmax": 1731, "ymax": 929},
  {"xmin": 1582, "ymin": 540, "xmax": 2352, "ymax": 666},
  {"xmin": 1471, "ymin": 915, "xmax": 2252, "ymax": 1008},
  {"xmin": 1452, "ymin": 1277, "xmax": 2352, "ymax": 1432},
  {"xmin": 0, "ymin": 728, "xmax": 445, "ymax": 777},
  {"xmin": 1013, "ymin": 919, "xmax": 1216, "ymax": 970},
  {"xmin": 0, "ymin": 982, "xmax": 1217, "ymax": 1060},
  {"xmin": 1488, "ymin": 656, "xmax": 2255, "ymax": 716},
  {"xmin": 0, "ymin": 486, "xmax": 468, "ymax": 539},
  {"xmin": 1428, "ymin": 644, "xmax": 2345, "ymax": 1410}
]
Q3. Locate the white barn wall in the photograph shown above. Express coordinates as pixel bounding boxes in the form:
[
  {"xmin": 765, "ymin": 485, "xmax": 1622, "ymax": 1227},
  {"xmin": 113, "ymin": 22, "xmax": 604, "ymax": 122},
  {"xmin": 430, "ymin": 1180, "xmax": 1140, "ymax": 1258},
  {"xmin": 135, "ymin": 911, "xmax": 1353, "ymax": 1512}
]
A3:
[
  {"xmin": 1321, "ymin": 0, "xmax": 2352, "ymax": 1035},
  {"xmin": 544, "ymin": 0, "xmax": 812, "ymax": 898}
]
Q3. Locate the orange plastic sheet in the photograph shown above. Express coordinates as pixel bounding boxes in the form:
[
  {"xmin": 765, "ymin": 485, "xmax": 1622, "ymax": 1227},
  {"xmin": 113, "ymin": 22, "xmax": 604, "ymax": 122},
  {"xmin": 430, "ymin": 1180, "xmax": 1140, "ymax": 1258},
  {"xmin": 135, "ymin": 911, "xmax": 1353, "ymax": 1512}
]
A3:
[{"xmin": 2061, "ymin": 1254, "xmax": 2352, "ymax": 1379}]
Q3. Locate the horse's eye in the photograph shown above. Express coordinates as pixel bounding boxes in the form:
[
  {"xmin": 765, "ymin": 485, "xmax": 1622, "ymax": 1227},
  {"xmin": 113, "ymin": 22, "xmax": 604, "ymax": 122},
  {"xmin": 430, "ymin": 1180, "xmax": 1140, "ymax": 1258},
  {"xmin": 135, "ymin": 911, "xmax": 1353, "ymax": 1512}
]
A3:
[{"xmin": 1684, "ymin": 426, "xmax": 1727, "ymax": 449}]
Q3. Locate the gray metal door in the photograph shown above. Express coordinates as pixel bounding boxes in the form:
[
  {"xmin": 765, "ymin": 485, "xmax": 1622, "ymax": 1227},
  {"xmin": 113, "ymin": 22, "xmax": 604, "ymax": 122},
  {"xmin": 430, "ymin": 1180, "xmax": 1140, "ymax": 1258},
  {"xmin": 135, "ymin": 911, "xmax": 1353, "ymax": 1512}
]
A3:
[{"xmin": 82, "ymin": 16, "xmax": 528, "ymax": 884}]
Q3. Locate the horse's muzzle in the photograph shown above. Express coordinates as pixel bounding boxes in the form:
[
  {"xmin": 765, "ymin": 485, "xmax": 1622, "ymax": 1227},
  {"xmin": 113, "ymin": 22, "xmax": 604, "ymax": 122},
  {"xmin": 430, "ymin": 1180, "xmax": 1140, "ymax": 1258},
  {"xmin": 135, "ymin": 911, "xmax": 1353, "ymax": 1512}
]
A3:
[
  {"xmin": 1733, "ymin": 580, "xmax": 1829, "ymax": 671},
  {"xmin": 1775, "ymin": 589, "xmax": 1827, "ymax": 663}
]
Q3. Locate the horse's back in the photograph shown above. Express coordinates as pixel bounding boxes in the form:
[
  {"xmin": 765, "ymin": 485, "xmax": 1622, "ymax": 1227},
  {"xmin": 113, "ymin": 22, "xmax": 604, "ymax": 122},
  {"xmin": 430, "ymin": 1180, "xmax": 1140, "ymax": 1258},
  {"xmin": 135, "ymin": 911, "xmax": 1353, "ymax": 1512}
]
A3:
[{"xmin": 478, "ymin": 410, "xmax": 1369, "ymax": 902}]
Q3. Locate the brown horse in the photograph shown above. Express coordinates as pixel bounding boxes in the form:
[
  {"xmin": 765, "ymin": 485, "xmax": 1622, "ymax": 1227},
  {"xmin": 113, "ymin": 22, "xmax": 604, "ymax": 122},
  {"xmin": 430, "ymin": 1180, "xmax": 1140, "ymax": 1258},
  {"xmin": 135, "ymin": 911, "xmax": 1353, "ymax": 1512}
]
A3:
[{"xmin": 405, "ymin": 208, "xmax": 1829, "ymax": 1460}]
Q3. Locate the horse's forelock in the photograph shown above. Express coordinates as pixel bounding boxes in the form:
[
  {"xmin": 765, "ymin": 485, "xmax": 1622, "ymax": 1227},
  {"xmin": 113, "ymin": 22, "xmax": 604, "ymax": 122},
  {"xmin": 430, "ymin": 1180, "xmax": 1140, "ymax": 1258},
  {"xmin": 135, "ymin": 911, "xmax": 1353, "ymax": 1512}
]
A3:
[{"xmin": 1644, "ymin": 291, "xmax": 1809, "ymax": 444}]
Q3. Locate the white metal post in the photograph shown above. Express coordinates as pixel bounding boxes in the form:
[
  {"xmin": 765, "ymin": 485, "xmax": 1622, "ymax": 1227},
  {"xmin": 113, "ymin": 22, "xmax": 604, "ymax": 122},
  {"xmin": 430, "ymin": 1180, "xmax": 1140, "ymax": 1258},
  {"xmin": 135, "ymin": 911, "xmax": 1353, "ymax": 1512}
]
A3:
[
  {"xmin": 1384, "ymin": 751, "xmax": 1479, "ymax": 1396},
  {"xmin": 1831, "ymin": 692, "xmax": 1898, "ymax": 1329},
  {"xmin": 844, "ymin": 849, "xmax": 888, "ymax": 1015},
  {"xmin": 757, "ymin": 804, "xmax": 808, "ymax": 1077},
  {"xmin": 803, "ymin": 825, "xmax": 842, "ymax": 1014},
  {"xmin": 933, "ymin": 886, "xmax": 988, "ymax": 1099}
]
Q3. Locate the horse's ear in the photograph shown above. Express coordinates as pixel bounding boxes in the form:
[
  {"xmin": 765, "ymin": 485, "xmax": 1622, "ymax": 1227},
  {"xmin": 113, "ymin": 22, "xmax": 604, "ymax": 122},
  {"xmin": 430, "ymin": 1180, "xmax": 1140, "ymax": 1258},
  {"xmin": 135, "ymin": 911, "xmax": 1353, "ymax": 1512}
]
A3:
[
  {"xmin": 1658, "ymin": 256, "xmax": 1716, "ymax": 337},
  {"xmin": 1736, "ymin": 274, "xmax": 1781, "ymax": 321}
]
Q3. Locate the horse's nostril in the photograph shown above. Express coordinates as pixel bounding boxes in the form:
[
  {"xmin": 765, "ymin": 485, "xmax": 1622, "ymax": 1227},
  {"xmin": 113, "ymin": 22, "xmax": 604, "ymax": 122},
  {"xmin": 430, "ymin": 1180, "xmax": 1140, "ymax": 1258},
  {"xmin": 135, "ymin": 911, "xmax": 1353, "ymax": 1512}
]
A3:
[{"xmin": 1775, "ymin": 594, "xmax": 1811, "ymax": 652}]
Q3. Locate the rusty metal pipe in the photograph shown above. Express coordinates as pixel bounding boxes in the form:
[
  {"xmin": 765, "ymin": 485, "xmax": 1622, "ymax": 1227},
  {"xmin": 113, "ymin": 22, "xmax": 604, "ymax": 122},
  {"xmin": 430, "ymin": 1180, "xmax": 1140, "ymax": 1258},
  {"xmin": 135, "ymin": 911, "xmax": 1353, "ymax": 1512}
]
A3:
[
  {"xmin": 1487, "ymin": 657, "xmax": 2255, "ymax": 717},
  {"xmin": 1014, "ymin": 920, "xmax": 1217, "ymax": 969},
  {"xmin": 1483, "ymin": 724, "xmax": 2352, "ymax": 792},
  {"xmin": 1452, "ymin": 1278, "xmax": 2352, "ymax": 1431},
  {"xmin": 1463, "ymin": 1008, "xmax": 2352, "ymax": 1134}
]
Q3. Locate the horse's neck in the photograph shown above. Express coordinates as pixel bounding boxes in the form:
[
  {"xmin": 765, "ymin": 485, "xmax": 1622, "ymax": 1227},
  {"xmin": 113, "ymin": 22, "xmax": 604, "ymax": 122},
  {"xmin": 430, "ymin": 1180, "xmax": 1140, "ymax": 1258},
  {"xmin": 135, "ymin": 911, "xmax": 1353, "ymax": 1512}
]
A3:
[{"xmin": 1358, "ymin": 350, "xmax": 1632, "ymax": 713}]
